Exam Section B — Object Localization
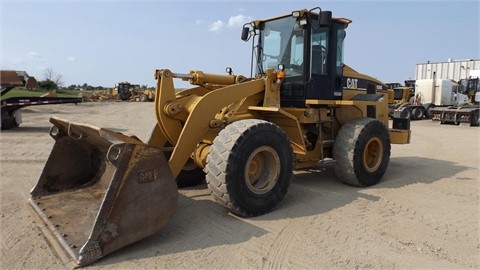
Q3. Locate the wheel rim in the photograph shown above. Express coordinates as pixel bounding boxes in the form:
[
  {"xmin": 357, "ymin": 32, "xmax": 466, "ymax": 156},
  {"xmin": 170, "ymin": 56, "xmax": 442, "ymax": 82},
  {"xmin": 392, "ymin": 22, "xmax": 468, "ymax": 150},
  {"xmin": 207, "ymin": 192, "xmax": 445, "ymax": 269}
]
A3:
[
  {"xmin": 244, "ymin": 146, "xmax": 280, "ymax": 195},
  {"xmin": 363, "ymin": 137, "xmax": 383, "ymax": 173}
]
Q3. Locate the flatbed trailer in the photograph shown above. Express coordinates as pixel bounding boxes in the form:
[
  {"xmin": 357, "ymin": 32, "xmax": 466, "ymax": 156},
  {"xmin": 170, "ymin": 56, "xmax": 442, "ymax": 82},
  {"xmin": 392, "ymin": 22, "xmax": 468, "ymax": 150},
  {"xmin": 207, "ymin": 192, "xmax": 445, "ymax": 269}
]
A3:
[
  {"xmin": 1, "ymin": 70, "xmax": 82, "ymax": 130},
  {"xmin": 430, "ymin": 77, "xmax": 480, "ymax": 127},
  {"xmin": 431, "ymin": 104, "xmax": 480, "ymax": 126},
  {"xmin": 1, "ymin": 95, "xmax": 82, "ymax": 130}
]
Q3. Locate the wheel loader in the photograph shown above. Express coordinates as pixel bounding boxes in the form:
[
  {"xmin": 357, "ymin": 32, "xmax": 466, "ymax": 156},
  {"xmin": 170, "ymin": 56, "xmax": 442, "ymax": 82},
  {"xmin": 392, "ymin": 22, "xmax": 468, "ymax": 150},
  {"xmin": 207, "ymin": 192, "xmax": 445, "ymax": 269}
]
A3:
[{"xmin": 28, "ymin": 7, "xmax": 411, "ymax": 267}]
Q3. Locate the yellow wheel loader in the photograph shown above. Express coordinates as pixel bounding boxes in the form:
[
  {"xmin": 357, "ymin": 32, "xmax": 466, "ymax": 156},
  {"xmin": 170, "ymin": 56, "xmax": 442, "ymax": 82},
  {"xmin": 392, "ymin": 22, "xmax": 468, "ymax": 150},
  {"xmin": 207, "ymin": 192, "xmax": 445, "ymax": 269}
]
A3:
[{"xmin": 28, "ymin": 7, "xmax": 411, "ymax": 267}]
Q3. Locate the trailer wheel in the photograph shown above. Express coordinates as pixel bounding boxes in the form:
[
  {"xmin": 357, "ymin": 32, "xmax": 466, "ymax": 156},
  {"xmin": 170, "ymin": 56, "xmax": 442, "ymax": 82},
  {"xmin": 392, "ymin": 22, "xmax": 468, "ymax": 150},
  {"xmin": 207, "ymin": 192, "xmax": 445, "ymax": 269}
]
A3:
[
  {"xmin": 412, "ymin": 107, "xmax": 424, "ymax": 120},
  {"xmin": 1, "ymin": 111, "xmax": 20, "ymax": 130},
  {"xmin": 333, "ymin": 118, "xmax": 391, "ymax": 187},
  {"xmin": 206, "ymin": 119, "xmax": 293, "ymax": 217},
  {"xmin": 471, "ymin": 110, "xmax": 479, "ymax": 127}
]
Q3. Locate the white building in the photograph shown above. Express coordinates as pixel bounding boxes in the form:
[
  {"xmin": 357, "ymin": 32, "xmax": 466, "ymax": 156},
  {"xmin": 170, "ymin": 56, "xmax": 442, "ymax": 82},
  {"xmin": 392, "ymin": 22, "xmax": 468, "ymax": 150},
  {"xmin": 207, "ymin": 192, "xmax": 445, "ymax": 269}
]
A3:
[{"xmin": 415, "ymin": 59, "xmax": 480, "ymax": 82}]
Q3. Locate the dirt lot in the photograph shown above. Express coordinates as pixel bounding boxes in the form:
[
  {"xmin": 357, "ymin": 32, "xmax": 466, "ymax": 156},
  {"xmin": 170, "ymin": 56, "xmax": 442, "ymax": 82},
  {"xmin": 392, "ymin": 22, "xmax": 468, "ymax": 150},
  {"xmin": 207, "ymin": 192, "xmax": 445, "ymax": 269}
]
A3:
[{"xmin": 1, "ymin": 102, "xmax": 479, "ymax": 269}]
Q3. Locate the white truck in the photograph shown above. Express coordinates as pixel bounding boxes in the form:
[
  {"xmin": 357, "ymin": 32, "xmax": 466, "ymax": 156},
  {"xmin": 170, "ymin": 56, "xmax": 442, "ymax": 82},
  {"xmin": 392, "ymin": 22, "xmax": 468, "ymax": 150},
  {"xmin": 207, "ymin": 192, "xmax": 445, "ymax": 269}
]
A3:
[
  {"xmin": 430, "ymin": 72, "xmax": 480, "ymax": 126},
  {"xmin": 394, "ymin": 79, "xmax": 467, "ymax": 120}
]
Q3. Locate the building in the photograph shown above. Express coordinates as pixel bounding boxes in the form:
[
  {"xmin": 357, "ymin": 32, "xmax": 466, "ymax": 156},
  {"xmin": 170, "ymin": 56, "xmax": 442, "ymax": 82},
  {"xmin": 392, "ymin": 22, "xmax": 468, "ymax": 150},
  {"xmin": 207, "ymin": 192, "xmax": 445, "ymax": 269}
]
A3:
[
  {"xmin": 0, "ymin": 70, "xmax": 40, "ymax": 90},
  {"xmin": 415, "ymin": 59, "xmax": 480, "ymax": 82},
  {"xmin": 24, "ymin": 76, "xmax": 39, "ymax": 90},
  {"xmin": 0, "ymin": 70, "xmax": 24, "ymax": 90}
]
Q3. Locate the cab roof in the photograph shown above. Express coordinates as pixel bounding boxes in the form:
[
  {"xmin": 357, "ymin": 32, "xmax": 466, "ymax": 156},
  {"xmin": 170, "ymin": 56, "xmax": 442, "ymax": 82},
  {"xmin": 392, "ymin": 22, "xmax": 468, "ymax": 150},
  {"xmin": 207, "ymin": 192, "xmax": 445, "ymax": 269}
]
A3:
[{"xmin": 252, "ymin": 8, "xmax": 352, "ymax": 28}]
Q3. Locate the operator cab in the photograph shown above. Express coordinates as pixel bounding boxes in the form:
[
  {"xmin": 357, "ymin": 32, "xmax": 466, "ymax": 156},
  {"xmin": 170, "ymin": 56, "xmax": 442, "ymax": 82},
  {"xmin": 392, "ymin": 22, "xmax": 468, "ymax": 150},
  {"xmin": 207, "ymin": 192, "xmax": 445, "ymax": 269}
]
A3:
[
  {"xmin": 242, "ymin": 8, "xmax": 350, "ymax": 107},
  {"xmin": 459, "ymin": 77, "xmax": 480, "ymax": 103}
]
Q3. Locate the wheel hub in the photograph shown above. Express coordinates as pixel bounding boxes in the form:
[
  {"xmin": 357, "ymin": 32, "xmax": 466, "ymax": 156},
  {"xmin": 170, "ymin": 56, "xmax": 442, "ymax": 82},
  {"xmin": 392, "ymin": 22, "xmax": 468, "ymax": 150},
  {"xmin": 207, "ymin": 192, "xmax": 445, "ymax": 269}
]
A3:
[
  {"xmin": 363, "ymin": 137, "xmax": 383, "ymax": 173},
  {"xmin": 245, "ymin": 146, "xmax": 280, "ymax": 195}
]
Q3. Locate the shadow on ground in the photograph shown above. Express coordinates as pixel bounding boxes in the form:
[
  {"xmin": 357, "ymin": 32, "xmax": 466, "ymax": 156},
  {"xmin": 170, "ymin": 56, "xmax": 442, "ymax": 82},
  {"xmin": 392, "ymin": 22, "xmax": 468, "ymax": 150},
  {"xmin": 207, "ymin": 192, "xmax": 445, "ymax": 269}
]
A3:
[{"xmin": 92, "ymin": 156, "xmax": 471, "ymax": 267}]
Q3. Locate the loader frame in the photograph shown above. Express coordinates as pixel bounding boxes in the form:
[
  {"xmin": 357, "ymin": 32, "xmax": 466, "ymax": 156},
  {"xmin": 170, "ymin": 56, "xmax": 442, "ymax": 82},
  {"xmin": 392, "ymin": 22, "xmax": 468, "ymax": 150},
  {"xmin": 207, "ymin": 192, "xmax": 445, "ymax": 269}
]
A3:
[{"xmin": 29, "ymin": 7, "xmax": 411, "ymax": 268}]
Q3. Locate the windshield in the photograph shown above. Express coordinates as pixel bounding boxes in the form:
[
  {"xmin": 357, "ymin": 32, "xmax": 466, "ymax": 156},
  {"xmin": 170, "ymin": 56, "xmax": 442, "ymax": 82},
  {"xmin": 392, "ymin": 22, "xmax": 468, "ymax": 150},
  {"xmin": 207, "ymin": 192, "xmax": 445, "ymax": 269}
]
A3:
[
  {"xmin": 257, "ymin": 16, "xmax": 304, "ymax": 77},
  {"xmin": 393, "ymin": 88, "xmax": 404, "ymax": 100}
]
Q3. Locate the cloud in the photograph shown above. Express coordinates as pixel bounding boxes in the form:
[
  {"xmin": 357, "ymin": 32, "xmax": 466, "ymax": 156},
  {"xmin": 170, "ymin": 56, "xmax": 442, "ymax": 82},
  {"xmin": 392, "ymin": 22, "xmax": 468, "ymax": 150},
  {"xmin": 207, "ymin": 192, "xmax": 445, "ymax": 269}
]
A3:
[
  {"xmin": 228, "ymin": 14, "xmax": 251, "ymax": 27},
  {"xmin": 67, "ymin": 56, "xmax": 76, "ymax": 62},
  {"xmin": 1, "ymin": 51, "xmax": 50, "ymax": 75},
  {"xmin": 209, "ymin": 20, "xmax": 225, "ymax": 32},
  {"xmin": 12, "ymin": 58, "xmax": 27, "ymax": 65},
  {"xmin": 23, "ymin": 51, "xmax": 49, "ymax": 69},
  {"xmin": 208, "ymin": 14, "xmax": 252, "ymax": 32},
  {"xmin": 28, "ymin": 51, "xmax": 41, "ymax": 59}
]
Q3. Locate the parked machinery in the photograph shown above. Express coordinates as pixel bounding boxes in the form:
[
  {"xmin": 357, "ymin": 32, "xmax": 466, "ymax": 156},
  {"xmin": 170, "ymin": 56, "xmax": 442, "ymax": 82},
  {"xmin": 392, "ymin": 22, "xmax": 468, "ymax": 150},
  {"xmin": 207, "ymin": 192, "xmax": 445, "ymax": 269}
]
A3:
[
  {"xmin": 116, "ymin": 82, "xmax": 155, "ymax": 102},
  {"xmin": 389, "ymin": 78, "xmax": 469, "ymax": 121}
]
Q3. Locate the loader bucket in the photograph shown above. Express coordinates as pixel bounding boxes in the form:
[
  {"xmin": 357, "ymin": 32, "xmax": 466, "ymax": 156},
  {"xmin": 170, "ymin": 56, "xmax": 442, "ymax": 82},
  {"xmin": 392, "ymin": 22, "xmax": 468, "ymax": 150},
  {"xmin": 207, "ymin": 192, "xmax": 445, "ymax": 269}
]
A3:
[{"xmin": 28, "ymin": 117, "xmax": 178, "ymax": 268}]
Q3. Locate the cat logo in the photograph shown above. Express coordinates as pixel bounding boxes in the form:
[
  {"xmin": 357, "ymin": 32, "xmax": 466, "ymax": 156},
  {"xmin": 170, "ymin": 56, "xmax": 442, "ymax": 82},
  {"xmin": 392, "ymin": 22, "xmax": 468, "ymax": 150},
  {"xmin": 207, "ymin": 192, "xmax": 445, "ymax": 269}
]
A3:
[{"xmin": 346, "ymin": 78, "xmax": 358, "ymax": 89}]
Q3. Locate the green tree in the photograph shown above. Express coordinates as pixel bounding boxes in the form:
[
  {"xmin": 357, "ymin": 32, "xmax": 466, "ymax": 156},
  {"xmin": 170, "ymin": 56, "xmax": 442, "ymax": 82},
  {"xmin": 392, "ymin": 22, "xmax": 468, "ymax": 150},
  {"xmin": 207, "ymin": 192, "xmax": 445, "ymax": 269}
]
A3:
[{"xmin": 38, "ymin": 79, "xmax": 58, "ymax": 90}]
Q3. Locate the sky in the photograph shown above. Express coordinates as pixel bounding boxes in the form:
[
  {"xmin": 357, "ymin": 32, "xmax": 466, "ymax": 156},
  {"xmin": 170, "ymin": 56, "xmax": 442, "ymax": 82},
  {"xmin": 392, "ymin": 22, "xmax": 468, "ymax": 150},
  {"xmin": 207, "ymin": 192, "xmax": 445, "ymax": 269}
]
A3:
[{"xmin": 1, "ymin": 0, "xmax": 479, "ymax": 88}]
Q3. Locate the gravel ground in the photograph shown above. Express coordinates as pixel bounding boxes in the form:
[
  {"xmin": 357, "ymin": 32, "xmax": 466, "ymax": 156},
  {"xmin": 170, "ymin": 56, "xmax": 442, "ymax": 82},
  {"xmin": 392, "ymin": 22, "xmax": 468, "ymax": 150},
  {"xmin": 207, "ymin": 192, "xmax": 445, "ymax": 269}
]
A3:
[{"xmin": 1, "ymin": 102, "xmax": 479, "ymax": 269}]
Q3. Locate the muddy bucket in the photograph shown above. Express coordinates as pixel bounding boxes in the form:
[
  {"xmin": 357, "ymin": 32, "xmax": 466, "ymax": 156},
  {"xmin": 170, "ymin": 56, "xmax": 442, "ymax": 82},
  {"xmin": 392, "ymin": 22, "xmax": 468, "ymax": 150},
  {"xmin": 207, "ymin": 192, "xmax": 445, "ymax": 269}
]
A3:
[{"xmin": 28, "ymin": 117, "xmax": 178, "ymax": 267}]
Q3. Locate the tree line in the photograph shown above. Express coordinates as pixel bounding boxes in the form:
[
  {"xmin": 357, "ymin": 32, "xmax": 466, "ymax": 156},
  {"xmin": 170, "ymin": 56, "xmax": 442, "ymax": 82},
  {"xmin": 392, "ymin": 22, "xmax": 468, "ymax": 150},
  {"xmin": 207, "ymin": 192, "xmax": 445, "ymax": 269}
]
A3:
[{"xmin": 37, "ymin": 68, "xmax": 149, "ymax": 91}]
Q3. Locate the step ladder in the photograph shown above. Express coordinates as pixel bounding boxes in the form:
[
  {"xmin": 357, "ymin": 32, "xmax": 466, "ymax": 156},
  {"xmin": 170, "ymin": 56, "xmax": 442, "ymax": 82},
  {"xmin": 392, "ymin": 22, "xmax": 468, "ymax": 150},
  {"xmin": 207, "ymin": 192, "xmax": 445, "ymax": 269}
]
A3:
[{"xmin": 319, "ymin": 107, "xmax": 336, "ymax": 164}]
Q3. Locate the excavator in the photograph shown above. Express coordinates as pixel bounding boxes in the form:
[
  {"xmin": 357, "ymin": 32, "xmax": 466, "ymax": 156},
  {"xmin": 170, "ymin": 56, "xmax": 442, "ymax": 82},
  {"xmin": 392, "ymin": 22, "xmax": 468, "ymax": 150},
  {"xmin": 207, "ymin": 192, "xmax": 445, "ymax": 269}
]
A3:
[{"xmin": 28, "ymin": 8, "xmax": 411, "ymax": 267}]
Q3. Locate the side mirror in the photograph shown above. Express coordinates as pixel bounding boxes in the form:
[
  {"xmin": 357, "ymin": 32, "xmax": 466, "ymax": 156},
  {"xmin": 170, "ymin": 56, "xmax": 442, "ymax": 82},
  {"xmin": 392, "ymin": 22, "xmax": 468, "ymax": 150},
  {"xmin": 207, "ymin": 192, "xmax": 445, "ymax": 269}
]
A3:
[
  {"xmin": 241, "ymin": 26, "xmax": 250, "ymax": 41},
  {"xmin": 319, "ymin": 11, "xmax": 332, "ymax": 26}
]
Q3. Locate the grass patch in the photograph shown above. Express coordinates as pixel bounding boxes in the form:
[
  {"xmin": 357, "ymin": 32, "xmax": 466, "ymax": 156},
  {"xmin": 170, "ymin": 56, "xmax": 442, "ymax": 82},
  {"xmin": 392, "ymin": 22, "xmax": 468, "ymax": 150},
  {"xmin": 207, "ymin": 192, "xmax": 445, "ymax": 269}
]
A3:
[{"xmin": 1, "ymin": 87, "xmax": 87, "ymax": 99}]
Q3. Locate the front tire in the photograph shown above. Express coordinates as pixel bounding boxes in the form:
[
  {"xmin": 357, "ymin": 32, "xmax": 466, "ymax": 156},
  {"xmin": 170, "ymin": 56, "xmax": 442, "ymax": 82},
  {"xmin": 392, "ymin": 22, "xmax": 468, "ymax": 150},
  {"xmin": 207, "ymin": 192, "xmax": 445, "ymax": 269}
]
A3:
[
  {"xmin": 333, "ymin": 118, "xmax": 391, "ymax": 187},
  {"xmin": 205, "ymin": 119, "xmax": 293, "ymax": 217},
  {"xmin": 400, "ymin": 107, "xmax": 412, "ymax": 119}
]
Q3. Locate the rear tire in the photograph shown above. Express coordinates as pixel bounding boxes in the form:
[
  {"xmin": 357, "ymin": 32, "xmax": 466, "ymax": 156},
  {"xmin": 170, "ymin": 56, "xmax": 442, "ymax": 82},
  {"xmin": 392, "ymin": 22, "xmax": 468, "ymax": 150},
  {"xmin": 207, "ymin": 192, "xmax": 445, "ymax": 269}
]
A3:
[
  {"xmin": 205, "ymin": 119, "xmax": 293, "ymax": 217},
  {"xmin": 333, "ymin": 118, "xmax": 391, "ymax": 187}
]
